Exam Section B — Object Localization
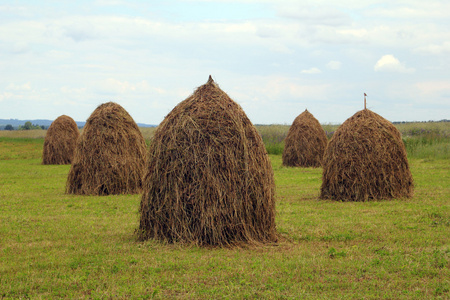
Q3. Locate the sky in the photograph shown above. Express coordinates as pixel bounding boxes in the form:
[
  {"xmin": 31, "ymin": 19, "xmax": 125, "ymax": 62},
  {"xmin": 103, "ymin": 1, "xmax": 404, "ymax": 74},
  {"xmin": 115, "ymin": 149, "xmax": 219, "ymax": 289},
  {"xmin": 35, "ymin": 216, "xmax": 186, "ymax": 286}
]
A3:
[{"xmin": 1, "ymin": 0, "xmax": 449, "ymax": 125}]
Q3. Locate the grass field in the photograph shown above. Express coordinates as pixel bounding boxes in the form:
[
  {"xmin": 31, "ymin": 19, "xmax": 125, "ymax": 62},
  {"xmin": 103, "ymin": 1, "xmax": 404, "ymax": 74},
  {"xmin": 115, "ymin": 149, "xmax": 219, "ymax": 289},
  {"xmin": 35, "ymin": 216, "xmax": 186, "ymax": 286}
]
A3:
[{"xmin": 0, "ymin": 124, "xmax": 449, "ymax": 299}]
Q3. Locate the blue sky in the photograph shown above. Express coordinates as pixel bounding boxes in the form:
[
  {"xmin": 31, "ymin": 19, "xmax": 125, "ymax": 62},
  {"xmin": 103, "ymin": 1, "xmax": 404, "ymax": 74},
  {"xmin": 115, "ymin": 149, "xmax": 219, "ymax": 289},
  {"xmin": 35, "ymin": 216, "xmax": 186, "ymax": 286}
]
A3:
[{"xmin": 1, "ymin": 0, "xmax": 449, "ymax": 125}]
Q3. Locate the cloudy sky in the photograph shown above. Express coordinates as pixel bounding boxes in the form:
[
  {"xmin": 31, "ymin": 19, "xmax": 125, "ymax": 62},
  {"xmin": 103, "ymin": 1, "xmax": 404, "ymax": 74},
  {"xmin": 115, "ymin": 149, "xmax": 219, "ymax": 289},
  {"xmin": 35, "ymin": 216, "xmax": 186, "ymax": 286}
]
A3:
[{"xmin": 1, "ymin": 0, "xmax": 449, "ymax": 125}]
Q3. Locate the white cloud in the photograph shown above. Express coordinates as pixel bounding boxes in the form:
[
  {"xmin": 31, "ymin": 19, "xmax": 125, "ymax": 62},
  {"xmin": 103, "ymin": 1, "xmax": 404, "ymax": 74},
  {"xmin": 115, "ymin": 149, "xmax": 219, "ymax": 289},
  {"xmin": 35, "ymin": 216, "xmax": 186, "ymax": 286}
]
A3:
[
  {"xmin": 301, "ymin": 67, "xmax": 321, "ymax": 74},
  {"xmin": 277, "ymin": 5, "xmax": 352, "ymax": 27},
  {"xmin": 256, "ymin": 25, "xmax": 282, "ymax": 39},
  {"xmin": 228, "ymin": 75, "xmax": 332, "ymax": 106},
  {"xmin": 6, "ymin": 82, "xmax": 31, "ymax": 91},
  {"xmin": 11, "ymin": 42, "xmax": 30, "ymax": 54},
  {"xmin": 0, "ymin": 92, "xmax": 13, "ymax": 102},
  {"xmin": 336, "ymin": 28, "xmax": 367, "ymax": 39},
  {"xmin": 326, "ymin": 61, "xmax": 342, "ymax": 70},
  {"xmin": 64, "ymin": 27, "xmax": 98, "ymax": 42},
  {"xmin": 415, "ymin": 41, "xmax": 450, "ymax": 55},
  {"xmin": 415, "ymin": 80, "xmax": 450, "ymax": 103},
  {"xmin": 94, "ymin": 0, "xmax": 127, "ymax": 5},
  {"xmin": 46, "ymin": 50, "xmax": 72, "ymax": 60},
  {"xmin": 269, "ymin": 43, "xmax": 294, "ymax": 54},
  {"xmin": 60, "ymin": 86, "xmax": 88, "ymax": 94},
  {"xmin": 367, "ymin": 3, "xmax": 450, "ymax": 20},
  {"xmin": 94, "ymin": 79, "xmax": 167, "ymax": 96},
  {"xmin": 374, "ymin": 55, "xmax": 415, "ymax": 73}
]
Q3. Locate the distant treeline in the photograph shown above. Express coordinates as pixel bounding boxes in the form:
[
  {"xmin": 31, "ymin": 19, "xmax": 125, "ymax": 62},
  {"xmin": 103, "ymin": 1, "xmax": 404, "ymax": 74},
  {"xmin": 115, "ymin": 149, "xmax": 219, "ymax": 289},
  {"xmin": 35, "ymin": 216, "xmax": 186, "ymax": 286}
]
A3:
[
  {"xmin": 1, "ymin": 121, "xmax": 48, "ymax": 131},
  {"xmin": 392, "ymin": 119, "xmax": 449, "ymax": 124}
]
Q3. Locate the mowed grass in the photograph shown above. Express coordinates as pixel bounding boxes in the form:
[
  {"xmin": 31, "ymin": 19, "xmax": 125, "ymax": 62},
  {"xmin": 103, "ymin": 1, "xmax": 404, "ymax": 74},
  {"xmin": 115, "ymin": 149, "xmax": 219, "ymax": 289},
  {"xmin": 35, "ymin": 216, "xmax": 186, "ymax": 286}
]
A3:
[{"xmin": 0, "ymin": 135, "xmax": 449, "ymax": 299}]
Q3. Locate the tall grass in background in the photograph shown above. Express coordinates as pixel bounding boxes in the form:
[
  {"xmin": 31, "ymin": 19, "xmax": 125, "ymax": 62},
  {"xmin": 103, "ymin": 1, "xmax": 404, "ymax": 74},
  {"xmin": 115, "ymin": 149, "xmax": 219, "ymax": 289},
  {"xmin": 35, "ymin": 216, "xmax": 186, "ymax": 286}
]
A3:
[
  {"xmin": 0, "ymin": 129, "xmax": 46, "ymax": 139},
  {"xmin": 254, "ymin": 125, "xmax": 289, "ymax": 155},
  {"xmin": 139, "ymin": 127, "xmax": 158, "ymax": 141},
  {"xmin": 255, "ymin": 122, "xmax": 450, "ymax": 160},
  {"xmin": 397, "ymin": 122, "xmax": 450, "ymax": 159},
  {"xmin": 321, "ymin": 123, "xmax": 340, "ymax": 139}
]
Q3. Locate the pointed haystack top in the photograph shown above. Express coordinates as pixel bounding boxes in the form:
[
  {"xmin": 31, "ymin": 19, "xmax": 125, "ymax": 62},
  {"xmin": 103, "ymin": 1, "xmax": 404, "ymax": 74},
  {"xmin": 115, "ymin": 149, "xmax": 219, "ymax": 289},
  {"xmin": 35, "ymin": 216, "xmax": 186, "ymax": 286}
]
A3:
[{"xmin": 205, "ymin": 75, "xmax": 219, "ymax": 89}]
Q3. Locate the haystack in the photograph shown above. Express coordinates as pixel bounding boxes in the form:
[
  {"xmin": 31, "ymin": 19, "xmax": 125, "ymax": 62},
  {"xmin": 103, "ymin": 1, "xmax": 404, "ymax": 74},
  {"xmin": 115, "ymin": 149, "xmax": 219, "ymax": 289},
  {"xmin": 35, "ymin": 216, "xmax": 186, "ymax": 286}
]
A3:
[
  {"xmin": 138, "ymin": 76, "xmax": 277, "ymax": 246},
  {"xmin": 42, "ymin": 115, "xmax": 80, "ymax": 165},
  {"xmin": 66, "ymin": 102, "xmax": 147, "ymax": 195},
  {"xmin": 282, "ymin": 109, "xmax": 327, "ymax": 167},
  {"xmin": 320, "ymin": 109, "xmax": 413, "ymax": 201}
]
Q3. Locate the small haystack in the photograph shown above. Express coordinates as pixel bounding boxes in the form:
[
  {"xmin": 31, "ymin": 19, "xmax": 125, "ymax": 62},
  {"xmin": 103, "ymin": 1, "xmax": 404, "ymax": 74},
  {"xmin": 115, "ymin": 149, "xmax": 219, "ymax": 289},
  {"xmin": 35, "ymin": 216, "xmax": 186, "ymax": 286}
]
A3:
[
  {"xmin": 138, "ymin": 76, "xmax": 277, "ymax": 246},
  {"xmin": 66, "ymin": 102, "xmax": 147, "ymax": 195},
  {"xmin": 320, "ymin": 109, "xmax": 414, "ymax": 201},
  {"xmin": 282, "ymin": 109, "xmax": 327, "ymax": 167},
  {"xmin": 42, "ymin": 115, "xmax": 80, "ymax": 165}
]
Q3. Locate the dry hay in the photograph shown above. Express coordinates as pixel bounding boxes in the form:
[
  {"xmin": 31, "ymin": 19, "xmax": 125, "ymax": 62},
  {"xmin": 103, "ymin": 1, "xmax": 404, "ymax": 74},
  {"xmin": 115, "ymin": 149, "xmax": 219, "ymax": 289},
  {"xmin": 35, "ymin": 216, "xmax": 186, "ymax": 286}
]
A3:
[
  {"xmin": 282, "ymin": 109, "xmax": 328, "ymax": 167},
  {"xmin": 320, "ymin": 109, "xmax": 414, "ymax": 201},
  {"xmin": 66, "ymin": 102, "xmax": 147, "ymax": 195},
  {"xmin": 42, "ymin": 115, "xmax": 80, "ymax": 165},
  {"xmin": 138, "ymin": 76, "xmax": 277, "ymax": 246}
]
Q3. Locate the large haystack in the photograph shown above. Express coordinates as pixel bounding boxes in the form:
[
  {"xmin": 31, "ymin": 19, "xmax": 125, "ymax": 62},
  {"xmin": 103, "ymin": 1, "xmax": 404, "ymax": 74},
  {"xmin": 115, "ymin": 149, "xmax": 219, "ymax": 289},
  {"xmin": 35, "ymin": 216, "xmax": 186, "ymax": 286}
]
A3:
[
  {"xmin": 66, "ymin": 102, "xmax": 147, "ymax": 195},
  {"xmin": 320, "ymin": 109, "xmax": 413, "ymax": 201},
  {"xmin": 138, "ymin": 76, "xmax": 277, "ymax": 246},
  {"xmin": 42, "ymin": 115, "xmax": 80, "ymax": 165},
  {"xmin": 282, "ymin": 109, "xmax": 327, "ymax": 167}
]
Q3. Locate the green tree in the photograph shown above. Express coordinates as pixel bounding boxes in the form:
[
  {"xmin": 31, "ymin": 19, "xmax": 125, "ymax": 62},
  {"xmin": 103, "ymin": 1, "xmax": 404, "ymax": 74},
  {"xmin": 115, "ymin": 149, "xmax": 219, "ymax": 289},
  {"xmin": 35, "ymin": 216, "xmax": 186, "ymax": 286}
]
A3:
[
  {"xmin": 23, "ymin": 121, "xmax": 33, "ymax": 130},
  {"xmin": 19, "ymin": 121, "xmax": 43, "ymax": 130}
]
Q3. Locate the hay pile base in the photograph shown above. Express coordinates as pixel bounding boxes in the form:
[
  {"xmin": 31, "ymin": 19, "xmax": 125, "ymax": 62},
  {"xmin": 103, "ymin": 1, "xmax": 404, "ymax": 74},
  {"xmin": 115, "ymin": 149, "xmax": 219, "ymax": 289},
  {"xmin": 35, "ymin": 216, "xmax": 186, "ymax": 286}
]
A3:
[
  {"xmin": 282, "ymin": 109, "xmax": 327, "ymax": 167},
  {"xmin": 66, "ymin": 102, "xmax": 147, "ymax": 195},
  {"xmin": 138, "ymin": 76, "xmax": 277, "ymax": 246},
  {"xmin": 42, "ymin": 115, "xmax": 80, "ymax": 165},
  {"xmin": 320, "ymin": 109, "xmax": 414, "ymax": 201}
]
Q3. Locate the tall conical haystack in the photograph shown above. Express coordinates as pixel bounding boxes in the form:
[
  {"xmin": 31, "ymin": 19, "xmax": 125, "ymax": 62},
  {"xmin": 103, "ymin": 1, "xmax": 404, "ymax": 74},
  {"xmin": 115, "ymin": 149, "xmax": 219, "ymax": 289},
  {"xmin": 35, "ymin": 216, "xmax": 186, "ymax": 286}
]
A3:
[
  {"xmin": 282, "ymin": 109, "xmax": 328, "ymax": 167},
  {"xmin": 320, "ymin": 109, "xmax": 413, "ymax": 201},
  {"xmin": 138, "ymin": 76, "xmax": 277, "ymax": 246},
  {"xmin": 42, "ymin": 115, "xmax": 80, "ymax": 165},
  {"xmin": 66, "ymin": 102, "xmax": 147, "ymax": 195}
]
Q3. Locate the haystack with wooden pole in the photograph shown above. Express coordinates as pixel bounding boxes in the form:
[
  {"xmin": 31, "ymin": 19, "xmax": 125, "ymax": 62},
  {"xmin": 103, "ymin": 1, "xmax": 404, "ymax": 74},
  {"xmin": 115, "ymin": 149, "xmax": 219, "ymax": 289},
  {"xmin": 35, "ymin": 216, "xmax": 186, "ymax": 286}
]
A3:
[
  {"xmin": 137, "ymin": 76, "xmax": 277, "ymax": 246},
  {"xmin": 320, "ymin": 109, "xmax": 413, "ymax": 201},
  {"xmin": 282, "ymin": 109, "xmax": 327, "ymax": 167},
  {"xmin": 66, "ymin": 102, "xmax": 147, "ymax": 195},
  {"xmin": 42, "ymin": 115, "xmax": 80, "ymax": 165}
]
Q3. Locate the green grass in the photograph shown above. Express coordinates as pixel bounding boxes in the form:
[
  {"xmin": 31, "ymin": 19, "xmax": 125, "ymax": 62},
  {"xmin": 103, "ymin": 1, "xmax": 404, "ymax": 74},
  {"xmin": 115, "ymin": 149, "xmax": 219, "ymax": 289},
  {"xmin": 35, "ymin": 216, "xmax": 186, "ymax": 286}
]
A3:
[
  {"xmin": 0, "ymin": 133, "xmax": 449, "ymax": 299},
  {"xmin": 0, "ymin": 137, "xmax": 44, "ymax": 160}
]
